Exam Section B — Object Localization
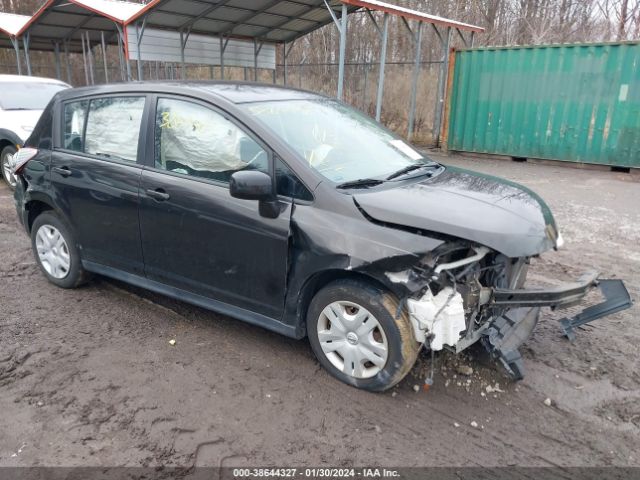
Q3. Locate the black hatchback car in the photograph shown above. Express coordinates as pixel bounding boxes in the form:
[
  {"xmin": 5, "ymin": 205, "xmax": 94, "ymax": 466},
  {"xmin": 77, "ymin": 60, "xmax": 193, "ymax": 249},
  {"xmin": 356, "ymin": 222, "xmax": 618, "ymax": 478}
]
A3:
[{"xmin": 12, "ymin": 82, "xmax": 630, "ymax": 391}]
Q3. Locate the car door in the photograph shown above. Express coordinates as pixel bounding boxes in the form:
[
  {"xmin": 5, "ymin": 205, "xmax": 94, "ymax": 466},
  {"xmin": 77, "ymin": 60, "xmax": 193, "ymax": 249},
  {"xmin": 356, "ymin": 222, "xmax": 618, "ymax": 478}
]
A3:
[
  {"xmin": 50, "ymin": 94, "xmax": 148, "ymax": 275},
  {"xmin": 138, "ymin": 96, "xmax": 292, "ymax": 320}
]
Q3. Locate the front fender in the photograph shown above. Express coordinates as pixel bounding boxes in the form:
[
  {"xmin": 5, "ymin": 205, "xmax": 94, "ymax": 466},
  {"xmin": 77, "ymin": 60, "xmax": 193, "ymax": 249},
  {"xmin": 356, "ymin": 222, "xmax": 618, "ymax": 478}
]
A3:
[{"xmin": 282, "ymin": 202, "xmax": 444, "ymax": 333}]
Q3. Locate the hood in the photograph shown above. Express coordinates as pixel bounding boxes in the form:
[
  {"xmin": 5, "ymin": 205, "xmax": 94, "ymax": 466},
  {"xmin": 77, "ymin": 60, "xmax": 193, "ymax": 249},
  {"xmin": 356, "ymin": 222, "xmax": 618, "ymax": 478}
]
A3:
[
  {"xmin": 354, "ymin": 166, "xmax": 558, "ymax": 258},
  {"xmin": 0, "ymin": 109, "xmax": 44, "ymax": 142}
]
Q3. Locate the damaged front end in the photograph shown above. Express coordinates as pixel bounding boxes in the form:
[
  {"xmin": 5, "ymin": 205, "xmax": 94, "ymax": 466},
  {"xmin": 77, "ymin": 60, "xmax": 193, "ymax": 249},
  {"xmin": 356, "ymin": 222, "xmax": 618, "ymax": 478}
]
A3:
[{"xmin": 398, "ymin": 243, "xmax": 632, "ymax": 380}]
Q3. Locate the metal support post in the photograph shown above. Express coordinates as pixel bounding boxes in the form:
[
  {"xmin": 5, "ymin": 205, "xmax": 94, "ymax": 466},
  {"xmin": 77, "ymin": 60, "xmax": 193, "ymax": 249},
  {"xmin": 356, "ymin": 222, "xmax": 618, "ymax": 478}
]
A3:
[
  {"xmin": 219, "ymin": 36, "xmax": 224, "ymax": 79},
  {"xmin": 115, "ymin": 23, "xmax": 128, "ymax": 81},
  {"xmin": 179, "ymin": 30, "xmax": 186, "ymax": 79},
  {"xmin": 375, "ymin": 13, "xmax": 389, "ymax": 121},
  {"xmin": 63, "ymin": 41, "xmax": 71, "ymax": 83},
  {"xmin": 135, "ymin": 18, "xmax": 147, "ymax": 80},
  {"xmin": 115, "ymin": 26, "xmax": 124, "ymax": 81},
  {"xmin": 283, "ymin": 43, "xmax": 286, "ymax": 85},
  {"xmin": 283, "ymin": 40, "xmax": 295, "ymax": 86},
  {"xmin": 86, "ymin": 32, "xmax": 95, "ymax": 85},
  {"xmin": 81, "ymin": 33, "xmax": 89, "ymax": 85},
  {"xmin": 23, "ymin": 32, "xmax": 32, "ymax": 76},
  {"xmin": 455, "ymin": 28, "xmax": 468, "ymax": 47},
  {"xmin": 407, "ymin": 22, "xmax": 423, "ymax": 140},
  {"xmin": 11, "ymin": 38, "xmax": 22, "ymax": 75},
  {"xmin": 101, "ymin": 31, "xmax": 109, "ymax": 83},
  {"xmin": 337, "ymin": 3, "xmax": 347, "ymax": 99},
  {"xmin": 433, "ymin": 26, "xmax": 451, "ymax": 146},
  {"xmin": 253, "ymin": 39, "xmax": 263, "ymax": 81},
  {"xmin": 54, "ymin": 42, "xmax": 61, "ymax": 79},
  {"xmin": 254, "ymin": 39, "xmax": 258, "ymax": 81}
]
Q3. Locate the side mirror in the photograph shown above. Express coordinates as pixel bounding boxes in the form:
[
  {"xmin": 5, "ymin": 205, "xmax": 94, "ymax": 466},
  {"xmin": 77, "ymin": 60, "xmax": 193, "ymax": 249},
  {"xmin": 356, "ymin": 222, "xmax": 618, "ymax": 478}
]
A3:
[{"xmin": 230, "ymin": 170, "xmax": 273, "ymax": 201}]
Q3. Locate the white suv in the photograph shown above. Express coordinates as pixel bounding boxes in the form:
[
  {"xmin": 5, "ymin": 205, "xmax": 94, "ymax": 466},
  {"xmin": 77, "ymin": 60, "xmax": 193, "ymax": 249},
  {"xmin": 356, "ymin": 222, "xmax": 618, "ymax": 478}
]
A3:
[{"xmin": 0, "ymin": 75, "xmax": 70, "ymax": 189}]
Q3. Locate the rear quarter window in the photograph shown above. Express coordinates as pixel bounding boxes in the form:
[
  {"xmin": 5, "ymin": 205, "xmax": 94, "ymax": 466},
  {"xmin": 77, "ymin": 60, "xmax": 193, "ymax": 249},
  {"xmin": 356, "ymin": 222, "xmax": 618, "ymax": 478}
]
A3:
[{"xmin": 63, "ymin": 100, "xmax": 88, "ymax": 152}]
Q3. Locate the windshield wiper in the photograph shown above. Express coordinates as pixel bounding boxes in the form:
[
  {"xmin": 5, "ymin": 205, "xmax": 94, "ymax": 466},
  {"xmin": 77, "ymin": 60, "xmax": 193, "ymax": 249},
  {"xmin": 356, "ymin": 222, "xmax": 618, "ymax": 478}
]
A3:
[
  {"xmin": 336, "ymin": 178, "xmax": 384, "ymax": 189},
  {"xmin": 386, "ymin": 163, "xmax": 438, "ymax": 180}
]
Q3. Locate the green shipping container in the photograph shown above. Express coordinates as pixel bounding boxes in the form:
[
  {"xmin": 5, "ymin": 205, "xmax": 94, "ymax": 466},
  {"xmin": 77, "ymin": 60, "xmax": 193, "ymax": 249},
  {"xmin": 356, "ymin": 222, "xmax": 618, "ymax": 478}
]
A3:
[{"xmin": 446, "ymin": 42, "xmax": 640, "ymax": 167}]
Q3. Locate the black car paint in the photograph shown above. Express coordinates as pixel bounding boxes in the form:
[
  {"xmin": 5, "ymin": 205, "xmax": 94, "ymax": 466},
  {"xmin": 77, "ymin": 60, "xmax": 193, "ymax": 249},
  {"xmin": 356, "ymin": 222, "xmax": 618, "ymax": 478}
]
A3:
[
  {"xmin": 15, "ymin": 81, "xmax": 557, "ymax": 340},
  {"xmin": 354, "ymin": 165, "xmax": 558, "ymax": 258}
]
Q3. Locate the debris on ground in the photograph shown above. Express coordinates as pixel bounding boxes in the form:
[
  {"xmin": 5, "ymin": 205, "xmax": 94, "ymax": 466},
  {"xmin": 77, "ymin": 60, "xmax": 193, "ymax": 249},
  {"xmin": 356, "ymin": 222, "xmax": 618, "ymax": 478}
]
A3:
[
  {"xmin": 486, "ymin": 384, "xmax": 504, "ymax": 394},
  {"xmin": 457, "ymin": 365, "xmax": 474, "ymax": 376},
  {"xmin": 544, "ymin": 398, "xmax": 553, "ymax": 407},
  {"xmin": 470, "ymin": 421, "xmax": 479, "ymax": 428},
  {"xmin": 169, "ymin": 339, "xmax": 176, "ymax": 346}
]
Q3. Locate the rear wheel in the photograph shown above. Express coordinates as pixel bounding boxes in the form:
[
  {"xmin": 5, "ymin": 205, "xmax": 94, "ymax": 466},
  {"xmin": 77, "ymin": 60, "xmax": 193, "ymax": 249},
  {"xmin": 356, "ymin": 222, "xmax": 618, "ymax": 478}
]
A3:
[
  {"xmin": 1, "ymin": 145, "xmax": 17, "ymax": 189},
  {"xmin": 307, "ymin": 279, "xmax": 420, "ymax": 392},
  {"xmin": 31, "ymin": 212, "xmax": 88, "ymax": 288}
]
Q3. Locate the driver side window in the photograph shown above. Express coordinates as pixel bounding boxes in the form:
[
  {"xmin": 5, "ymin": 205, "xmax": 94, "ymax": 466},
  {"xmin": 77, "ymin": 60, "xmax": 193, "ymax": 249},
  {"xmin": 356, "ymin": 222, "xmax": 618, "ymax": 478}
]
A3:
[{"xmin": 154, "ymin": 98, "xmax": 268, "ymax": 183}]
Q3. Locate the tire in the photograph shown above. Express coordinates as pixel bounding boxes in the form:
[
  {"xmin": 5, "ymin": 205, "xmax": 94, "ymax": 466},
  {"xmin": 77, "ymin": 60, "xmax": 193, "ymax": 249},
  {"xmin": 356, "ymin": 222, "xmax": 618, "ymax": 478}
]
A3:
[
  {"xmin": 307, "ymin": 279, "xmax": 420, "ymax": 392},
  {"xmin": 31, "ymin": 211, "xmax": 89, "ymax": 288},
  {"xmin": 1, "ymin": 145, "xmax": 17, "ymax": 189}
]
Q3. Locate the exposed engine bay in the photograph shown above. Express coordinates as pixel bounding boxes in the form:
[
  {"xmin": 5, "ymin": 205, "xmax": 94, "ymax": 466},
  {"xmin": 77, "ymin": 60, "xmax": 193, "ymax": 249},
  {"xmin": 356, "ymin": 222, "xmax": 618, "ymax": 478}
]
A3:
[{"xmin": 390, "ymin": 242, "xmax": 632, "ymax": 380}]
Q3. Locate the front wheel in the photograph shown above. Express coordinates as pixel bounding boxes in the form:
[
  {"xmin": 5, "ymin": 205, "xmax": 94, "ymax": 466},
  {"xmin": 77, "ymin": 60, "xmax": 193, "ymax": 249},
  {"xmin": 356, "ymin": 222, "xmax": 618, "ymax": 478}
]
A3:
[
  {"xmin": 1, "ymin": 145, "xmax": 17, "ymax": 189},
  {"xmin": 307, "ymin": 279, "xmax": 420, "ymax": 392}
]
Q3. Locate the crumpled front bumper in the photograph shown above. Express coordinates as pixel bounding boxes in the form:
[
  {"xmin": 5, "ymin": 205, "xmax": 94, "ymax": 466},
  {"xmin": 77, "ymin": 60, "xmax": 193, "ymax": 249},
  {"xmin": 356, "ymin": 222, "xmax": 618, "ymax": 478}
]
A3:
[{"xmin": 482, "ymin": 272, "xmax": 632, "ymax": 379}]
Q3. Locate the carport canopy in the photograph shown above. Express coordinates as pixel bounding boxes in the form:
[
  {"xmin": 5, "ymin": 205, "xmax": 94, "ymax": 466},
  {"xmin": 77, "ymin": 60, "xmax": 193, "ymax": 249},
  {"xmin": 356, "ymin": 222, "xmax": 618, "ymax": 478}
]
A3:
[
  {"xmin": 125, "ymin": 0, "xmax": 361, "ymax": 44},
  {"xmin": 3, "ymin": 0, "xmax": 483, "ymax": 143},
  {"xmin": 18, "ymin": 0, "xmax": 147, "ymax": 53},
  {"xmin": 0, "ymin": 12, "xmax": 30, "ymax": 49},
  {"xmin": 125, "ymin": 0, "xmax": 482, "ymax": 43}
]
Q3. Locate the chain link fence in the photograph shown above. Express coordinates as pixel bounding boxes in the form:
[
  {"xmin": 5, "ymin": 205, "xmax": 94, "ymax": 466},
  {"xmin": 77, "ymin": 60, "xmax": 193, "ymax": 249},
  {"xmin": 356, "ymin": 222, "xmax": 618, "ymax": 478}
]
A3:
[{"xmin": 0, "ymin": 58, "xmax": 443, "ymax": 145}]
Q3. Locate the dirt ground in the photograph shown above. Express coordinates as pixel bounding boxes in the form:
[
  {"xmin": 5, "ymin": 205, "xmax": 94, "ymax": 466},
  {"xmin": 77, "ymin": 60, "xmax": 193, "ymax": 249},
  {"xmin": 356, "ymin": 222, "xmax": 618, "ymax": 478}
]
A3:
[{"xmin": 1, "ymin": 153, "xmax": 638, "ymax": 469}]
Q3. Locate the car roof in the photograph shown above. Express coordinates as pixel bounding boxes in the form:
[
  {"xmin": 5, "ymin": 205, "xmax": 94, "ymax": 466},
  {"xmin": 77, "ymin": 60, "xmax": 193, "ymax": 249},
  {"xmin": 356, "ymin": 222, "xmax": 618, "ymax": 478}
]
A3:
[
  {"xmin": 0, "ymin": 74, "xmax": 70, "ymax": 87},
  {"xmin": 56, "ymin": 81, "xmax": 327, "ymax": 104}
]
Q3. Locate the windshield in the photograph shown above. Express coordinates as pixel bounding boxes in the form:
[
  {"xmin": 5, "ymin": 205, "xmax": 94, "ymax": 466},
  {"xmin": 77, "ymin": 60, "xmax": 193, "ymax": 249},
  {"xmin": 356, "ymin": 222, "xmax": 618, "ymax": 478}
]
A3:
[
  {"xmin": 0, "ymin": 82, "xmax": 68, "ymax": 110},
  {"xmin": 241, "ymin": 99, "xmax": 436, "ymax": 184}
]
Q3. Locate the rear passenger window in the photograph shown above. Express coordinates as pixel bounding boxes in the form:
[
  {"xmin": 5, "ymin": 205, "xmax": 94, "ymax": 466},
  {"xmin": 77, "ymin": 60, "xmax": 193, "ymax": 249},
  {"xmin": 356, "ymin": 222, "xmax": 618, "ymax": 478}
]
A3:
[
  {"xmin": 63, "ymin": 100, "xmax": 87, "ymax": 152},
  {"xmin": 85, "ymin": 97, "xmax": 145, "ymax": 162}
]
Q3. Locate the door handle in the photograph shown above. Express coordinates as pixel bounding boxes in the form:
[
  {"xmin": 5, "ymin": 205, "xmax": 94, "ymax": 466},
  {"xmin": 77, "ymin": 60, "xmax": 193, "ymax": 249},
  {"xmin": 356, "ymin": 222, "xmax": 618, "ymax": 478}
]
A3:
[
  {"xmin": 52, "ymin": 166, "xmax": 72, "ymax": 177},
  {"xmin": 146, "ymin": 188, "xmax": 170, "ymax": 201}
]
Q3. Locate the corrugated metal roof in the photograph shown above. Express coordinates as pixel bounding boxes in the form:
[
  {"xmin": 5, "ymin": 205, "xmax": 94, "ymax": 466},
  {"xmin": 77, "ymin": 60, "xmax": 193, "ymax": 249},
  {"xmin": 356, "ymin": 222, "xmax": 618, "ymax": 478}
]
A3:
[
  {"xmin": 125, "ymin": 0, "xmax": 361, "ymax": 44},
  {"xmin": 13, "ymin": 0, "xmax": 145, "ymax": 52},
  {"xmin": 0, "ymin": 12, "xmax": 30, "ymax": 36},
  {"xmin": 2, "ymin": 0, "xmax": 482, "ymax": 54},
  {"xmin": 0, "ymin": 12, "xmax": 30, "ymax": 49},
  {"xmin": 341, "ymin": 0, "xmax": 484, "ymax": 32},
  {"xmin": 72, "ymin": 0, "xmax": 147, "ymax": 22}
]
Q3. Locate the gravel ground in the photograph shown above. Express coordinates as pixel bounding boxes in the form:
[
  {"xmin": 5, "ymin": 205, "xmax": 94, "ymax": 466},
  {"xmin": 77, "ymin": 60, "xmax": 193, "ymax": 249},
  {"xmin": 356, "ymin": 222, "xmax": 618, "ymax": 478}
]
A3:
[{"xmin": 0, "ymin": 153, "xmax": 638, "ymax": 469}]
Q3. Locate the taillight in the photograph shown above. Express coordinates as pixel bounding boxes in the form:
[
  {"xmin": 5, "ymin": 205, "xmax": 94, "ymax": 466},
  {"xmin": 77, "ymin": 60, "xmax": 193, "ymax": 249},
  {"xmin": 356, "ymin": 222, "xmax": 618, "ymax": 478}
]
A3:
[{"xmin": 11, "ymin": 147, "xmax": 38, "ymax": 175}]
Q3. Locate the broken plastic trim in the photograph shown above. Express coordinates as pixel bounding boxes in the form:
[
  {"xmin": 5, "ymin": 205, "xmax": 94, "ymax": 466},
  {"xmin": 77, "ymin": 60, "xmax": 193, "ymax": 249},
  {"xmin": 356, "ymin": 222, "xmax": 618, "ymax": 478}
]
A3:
[
  {"xmin": 481, "ymin": 274, "xmax": 632, "ymax": 380},
  {"xmin": 490, "ymin": 271, "xmax": 600, "ymax": 308},
  {"xmin": 559, "ymin": 279, "xmax": 632, "ymax": 341}
]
